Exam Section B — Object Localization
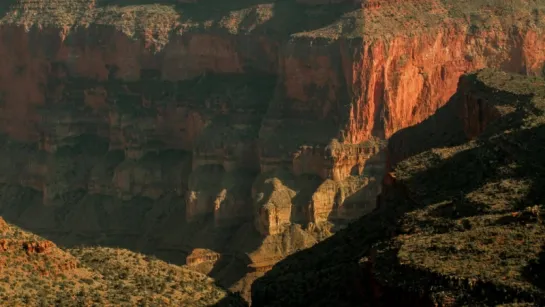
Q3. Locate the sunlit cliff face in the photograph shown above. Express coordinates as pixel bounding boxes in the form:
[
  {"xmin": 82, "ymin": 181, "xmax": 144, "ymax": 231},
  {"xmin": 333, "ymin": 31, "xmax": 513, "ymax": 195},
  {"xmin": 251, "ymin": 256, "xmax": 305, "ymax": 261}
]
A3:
[
  {"xmin": 0, "ymin": 13, "xmax": 543, "ymax": 229},
  {"xmin": 0, "ymin": 1, "xmax": 543, "ymax": 301}
]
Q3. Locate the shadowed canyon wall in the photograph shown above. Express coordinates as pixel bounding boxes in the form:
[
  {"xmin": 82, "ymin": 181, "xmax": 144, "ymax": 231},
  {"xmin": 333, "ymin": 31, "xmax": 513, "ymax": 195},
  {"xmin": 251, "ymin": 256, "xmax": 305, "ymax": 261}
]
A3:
[
  {"xmin": 0, "ymin": 0, "xmax": 544, "ymax": 300},
  {"xmin": 251, "ymin": 69, "xmax": 545, "ymax": 307}
]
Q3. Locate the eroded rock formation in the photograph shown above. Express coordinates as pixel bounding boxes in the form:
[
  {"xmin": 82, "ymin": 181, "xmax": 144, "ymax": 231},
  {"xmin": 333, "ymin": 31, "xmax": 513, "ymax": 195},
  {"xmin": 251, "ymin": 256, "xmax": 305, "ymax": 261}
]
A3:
[
  {"xmin": 251, "ymin": 69, "xmax": 545, "ymax": 306},
  {"xmin": 186, "ymin": 248, "xmax": 221, "ymax": 266},
  {"xmin": 0, "ymin": 0, "xmax": 543, "ymax": 300}
]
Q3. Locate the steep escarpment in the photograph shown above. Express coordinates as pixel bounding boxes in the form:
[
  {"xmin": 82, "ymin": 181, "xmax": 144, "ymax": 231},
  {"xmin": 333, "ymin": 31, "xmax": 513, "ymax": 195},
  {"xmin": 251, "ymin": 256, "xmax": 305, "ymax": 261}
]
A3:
[
  {"xmin": 251, "ymin": 69, "xmax": 545, "ymax": 306},
  {"xmin": 0, "ymin": 0, "xmax": 544, "ymax": 301}
]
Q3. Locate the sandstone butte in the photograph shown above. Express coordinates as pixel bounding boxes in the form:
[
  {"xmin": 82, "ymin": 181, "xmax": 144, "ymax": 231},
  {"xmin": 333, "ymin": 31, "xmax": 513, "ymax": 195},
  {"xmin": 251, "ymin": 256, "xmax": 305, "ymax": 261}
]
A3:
[{"xmin": 0, "ymin": 0, "xmax": 543, "ymax": 303}]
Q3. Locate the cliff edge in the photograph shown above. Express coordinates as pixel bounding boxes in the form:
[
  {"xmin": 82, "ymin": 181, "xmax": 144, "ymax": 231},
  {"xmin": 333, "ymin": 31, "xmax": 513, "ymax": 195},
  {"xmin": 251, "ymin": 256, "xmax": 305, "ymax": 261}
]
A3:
[{"xmin": 251, "ymin": 69, "xmax": 545, "ymax": 306}]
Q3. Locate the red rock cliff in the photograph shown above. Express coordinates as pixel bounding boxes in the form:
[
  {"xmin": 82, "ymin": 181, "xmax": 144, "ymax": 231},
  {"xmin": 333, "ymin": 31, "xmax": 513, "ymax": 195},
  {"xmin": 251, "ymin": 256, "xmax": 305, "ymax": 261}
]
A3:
[{"xmin": 0, "ymin": 1, "xmax": 543, "ymax": 297}]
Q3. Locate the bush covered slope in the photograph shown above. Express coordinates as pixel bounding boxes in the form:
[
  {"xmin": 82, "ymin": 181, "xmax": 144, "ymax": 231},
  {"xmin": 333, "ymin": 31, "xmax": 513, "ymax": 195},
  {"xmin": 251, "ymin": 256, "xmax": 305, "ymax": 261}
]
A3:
[{"xmin": 0, "ymin": 216, "xmax": 245, "ymax": 306}]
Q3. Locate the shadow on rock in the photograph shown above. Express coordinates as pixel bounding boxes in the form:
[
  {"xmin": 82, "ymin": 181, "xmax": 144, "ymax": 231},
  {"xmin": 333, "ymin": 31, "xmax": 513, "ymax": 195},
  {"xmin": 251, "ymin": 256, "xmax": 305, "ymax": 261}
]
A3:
[
  {"xmin": 251, "ymin": 71, "xmax": 545, "ymax": 306},
  {"xmin": 212, "ymin": 291, "xmax": 249, "ymax": 307},
  {"xmin": 523, "ymin": 245, "xmax": 545, "ymax": 290}
]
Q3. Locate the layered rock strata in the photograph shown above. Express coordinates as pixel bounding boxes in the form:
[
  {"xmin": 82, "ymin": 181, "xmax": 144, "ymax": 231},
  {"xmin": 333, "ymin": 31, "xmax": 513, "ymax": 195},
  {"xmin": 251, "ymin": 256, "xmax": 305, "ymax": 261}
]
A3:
[
  {"xmin": 0, "ymin": 0, "xmax": 543, "ymax": 300},
  {"xmin": 252, "ymin": 69, "xmax": 545, "ymax": 307}
]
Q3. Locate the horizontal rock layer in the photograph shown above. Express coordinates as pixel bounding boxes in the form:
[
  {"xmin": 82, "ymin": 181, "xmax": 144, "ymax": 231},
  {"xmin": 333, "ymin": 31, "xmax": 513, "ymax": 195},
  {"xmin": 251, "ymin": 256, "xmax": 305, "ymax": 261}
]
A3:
[
  {"xmin": 0, "ymin": 1, "xmax": 543, "ymax": 300},
  {"xmin": 0, "ymin": 25, "xmax": 542, "ymax": 229},
  {"xmin": 251, "ymin": 69, "xmax": 545, "ymax": 306}
]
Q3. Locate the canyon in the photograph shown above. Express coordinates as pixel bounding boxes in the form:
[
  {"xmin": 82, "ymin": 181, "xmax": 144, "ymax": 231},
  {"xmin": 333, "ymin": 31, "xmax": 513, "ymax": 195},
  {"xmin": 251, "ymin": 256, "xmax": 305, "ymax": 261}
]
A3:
[
  {"xmin": 0, "ymin": 0, "xmax": 543, "ymax": 302},
  {"xmin": 251, "ymin": 68, "xmax": 545, "ymax": 306}
]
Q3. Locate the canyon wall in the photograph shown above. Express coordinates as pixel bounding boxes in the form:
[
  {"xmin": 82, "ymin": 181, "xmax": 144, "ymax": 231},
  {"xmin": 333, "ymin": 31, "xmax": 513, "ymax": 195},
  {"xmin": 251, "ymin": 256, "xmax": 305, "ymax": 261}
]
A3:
[
  {"xmin": 252, "ymin": 69, "xmax": 545, "ymax": 307},
  {"xmin": 0, "ymin": 0, "xmax": 544, "ymax": 299}
]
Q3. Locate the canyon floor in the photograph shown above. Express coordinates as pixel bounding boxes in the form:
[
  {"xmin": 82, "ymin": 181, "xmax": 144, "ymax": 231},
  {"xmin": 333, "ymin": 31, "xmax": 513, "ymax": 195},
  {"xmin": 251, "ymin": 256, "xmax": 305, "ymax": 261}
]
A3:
[{"xmin": 0, "ymin": 0, "xmax": 543, "ymax": 306}]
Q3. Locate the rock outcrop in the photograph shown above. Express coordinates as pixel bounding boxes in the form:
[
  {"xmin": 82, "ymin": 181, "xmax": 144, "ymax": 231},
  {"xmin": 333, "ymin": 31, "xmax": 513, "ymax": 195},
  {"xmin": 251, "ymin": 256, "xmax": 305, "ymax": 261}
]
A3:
[
  {"xmin": 251, "ymin": 69, "xmax": 545, "ymax": 306},
  {"xmin": 186, "ymin": 248, "xmax": 221, "ymax": 266},
  {"xmin": 0, "ymin": 0, "xmax": 543, "ymax": 301},
  {"xmin": 0, "ymin": 217, "xmax": 244, "ymax": 306}
]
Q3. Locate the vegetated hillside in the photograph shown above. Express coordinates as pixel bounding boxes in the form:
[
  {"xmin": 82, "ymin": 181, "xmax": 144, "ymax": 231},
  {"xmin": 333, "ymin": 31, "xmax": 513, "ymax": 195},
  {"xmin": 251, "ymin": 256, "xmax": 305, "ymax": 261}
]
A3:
[
  {"xmin": 251, "ymin": 69, "xmax": 545, "ymax": 306},
  {"xmin": 0, "ymin": 217, "xmax": 245, "ymax": 306}
]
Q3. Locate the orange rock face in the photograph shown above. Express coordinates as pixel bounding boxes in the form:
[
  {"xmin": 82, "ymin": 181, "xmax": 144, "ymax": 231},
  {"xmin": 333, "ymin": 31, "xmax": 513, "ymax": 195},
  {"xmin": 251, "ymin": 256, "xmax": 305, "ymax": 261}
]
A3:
[
  {"xmin": 0, "ymin": 3, "xmax": 543, "ymax": 242},
  {"xmin": 343, "ymin": 26, "xmax": 545, "ymax": 143},
  {"xmin": 186, "ymin": 248, "xmax": 221, "ymax": 266},
  {"xmin": 22, "ymin": 240, "xmax": 54, "ymax": 254},
  {"xmin": 0, "ymin": 236, "xmax": 54, "ymax": 255}
]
